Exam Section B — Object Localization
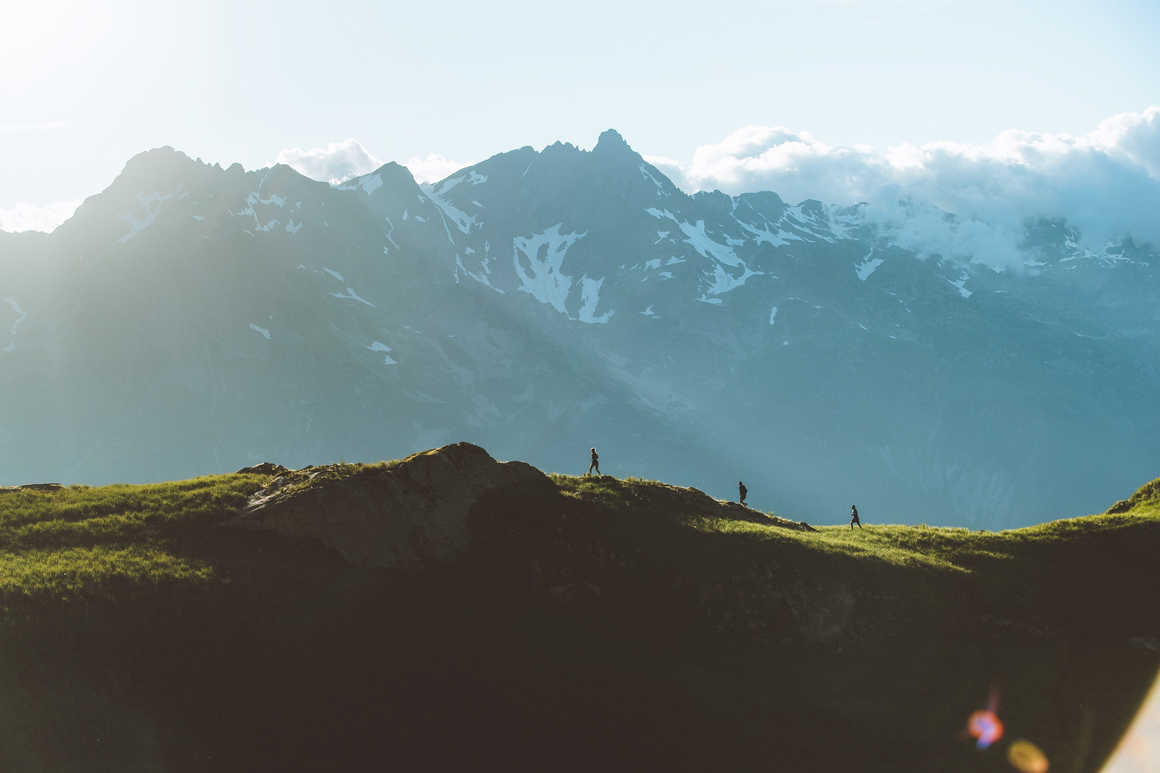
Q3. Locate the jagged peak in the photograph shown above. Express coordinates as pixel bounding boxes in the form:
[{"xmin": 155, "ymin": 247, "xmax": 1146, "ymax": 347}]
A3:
[
  {"xmin": 543, "ymin": 140, "xmax": 582, "ymax": 156},
  {"xmin": 369, "ymin": 161, "xmax": 420, "ymax": 187},
  {"xmin": 117, "ymin": 146, "xmax": 202, "ymax": 181},
  {"xmin": 594, "ymin": 128, "xmax": 633, "ymax": 154}
]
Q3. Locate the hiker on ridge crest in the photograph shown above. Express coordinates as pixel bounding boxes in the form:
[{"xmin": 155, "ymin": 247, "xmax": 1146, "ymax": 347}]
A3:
[
  {"xmin": 738, "ymin": 481, "xmax": 747, "ymax": 506},
  {"xmin": 587, "ymin": 447, "xmax": 600, "ymax": 476},
  {"xmin": 850, "ymin": 504, "xmax": 862, "ymax": 529}
]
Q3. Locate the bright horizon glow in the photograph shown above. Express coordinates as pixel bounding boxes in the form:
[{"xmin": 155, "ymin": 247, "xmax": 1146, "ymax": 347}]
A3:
[{"xmin": 2, "ymin": 0, "xmax": 1159, "ymax": 233}]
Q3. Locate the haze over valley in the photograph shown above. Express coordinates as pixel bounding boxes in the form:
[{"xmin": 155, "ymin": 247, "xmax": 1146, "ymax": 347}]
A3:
[{"xmin": 3, "ymin": 126, "xmax": 1159, "ymax": 529}]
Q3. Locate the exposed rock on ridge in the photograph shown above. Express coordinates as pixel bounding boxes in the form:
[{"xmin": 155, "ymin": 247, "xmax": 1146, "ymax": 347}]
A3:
[{"xmin": 230, "ymin": 442, "xmax": 553, "ymax": 568}]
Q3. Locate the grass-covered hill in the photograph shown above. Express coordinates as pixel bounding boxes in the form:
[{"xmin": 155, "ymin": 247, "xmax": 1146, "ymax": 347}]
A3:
[{"xmin": 0, "ymin": 443, "xmax": 1157, "ymax": 772}]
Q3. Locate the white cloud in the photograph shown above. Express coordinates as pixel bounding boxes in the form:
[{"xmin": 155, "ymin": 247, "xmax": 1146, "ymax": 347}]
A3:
[
  {"xmin": 668, "ymin": 106, "xmax": 1160, "ymax": 270},
  {"xmin": 403, "ymin": 153, "xmax": 471, "ymax": 184},
  {"xmin": 0, "ymin": 120, "xmax": 67, "ymax": 133},
  {"xmin": 275, "ymin": 140, "xmax": 471, "ymax": 186},
  {"xmin": 0, "ymin": 200, "xmax": 80, "ymax": 233},
  {"xmin": 276, "ymin": 139, "xmax": 382, "ymax": 185}
]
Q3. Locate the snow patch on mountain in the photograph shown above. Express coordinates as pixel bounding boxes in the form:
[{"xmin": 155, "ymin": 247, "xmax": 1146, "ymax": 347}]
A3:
[
  {"xmin": 641, "ymin": 305, "xmax": 658, "ymax": 317},
  {"xmin": 331, "ymin": 287, "xmax": 376, "ymax": 307},
  {"xmin": 2, "ymin": 297, "xmax": 27, "ymax": 353},
  {"xmin": 640, "ymin": 164, "xmax": 669, "ymax": 197},
  {"xmin": 855, "ymin": 247, "xmax": 885, "ymax": 281},
  {"xmin": 360, "ymin": 174, "xmax": 383, "ymax": 195},
  {"xmin": 383, "ymin": 217, "xmax": 400, "ymax": 254},
  {"xmin": 367, "ymin": 340, "xmax": 397, "ymax": 364},
  {"xmin": 1059, "ymin": 234, "xmax": 1137, "ymax": 267},
  {"xmin": 649, "ymin": 208, "xmax": 765, "ymax": 297},
  {"xmin": 333, "ymin": 174, "xmax": 382, "ymax": 195},
  {"xmin": 285, "ymin": 219, "xmax": 302, "ymax": 234},
  {"xmin": 679, "ymin": 220, "xmax": 741, "ymax": 267},
  {"xmin": 119, "ymin": 189, "xmax": 180, "ymax": 243},
  {"xmin": 947, "ymin": 274, "xmax": 973, "ymax": 299},
  {"xmin": 782, "ymin": 206, "xmax": 836, "ymax": 243},
  {"xmin": 248, "ymin": 191, "xmax": 289, "ymax": 208},
  {"xmin": 433, "ymin": 175, "xmax": 464, "ymax": 195},
  {"xmin": 702, "ymin": 262, "xmax": 761, "ymax": 298},
  {"xmin": 647, "ymin": 208, "xmax": 744, "ymax": 267},
  {"xmin": 769, "ymin": 306, "xmax": 778, "ymax": 325},
  {"xmin": 234, "ymin": 190, "xmax": 292, "ymax": 233},
  {"xmin": 426, "ymin": 178, "xmax": 480, "ymax": 236},
  {"xmin": 455, "ymin": 254, "xmax": 502, "ymax": 292},
  {"xmin": 512, "ymin": 224, "xmax": 585, "ymax": 314},
  {"xmin": 777, "ymin": 203, "xmax": 861, "ymax": 244},
  {"xmin": 426, "ymin": 188, "xmax": 476, "ymax": 237},
  {"xmin": 249, "ymin": 323, "xmax": 271, "ymax": 340},
  {"xmin": 577, "ymin": 276, "xmax": 613, "ymax": 324},
  {"xmin": 733, "ymin": 213, "xmax": 797, "ymax": 247}
]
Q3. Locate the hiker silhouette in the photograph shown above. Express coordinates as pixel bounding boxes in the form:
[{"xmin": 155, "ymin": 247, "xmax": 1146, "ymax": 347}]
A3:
[
  {"xmin": 587, "ymin": 447, "xmax": 600, "ymax": 476},
  {"xmin": 738, "ymin": 481, "xmax": 747, "ymax": 506},
  {"xmin": 850, "ymin": 505, "xmax": 862, "ymax": 529}
]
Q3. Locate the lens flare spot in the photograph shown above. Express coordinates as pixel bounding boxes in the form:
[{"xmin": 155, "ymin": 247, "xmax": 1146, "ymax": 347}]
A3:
[
  {"xmin": 968, "ymin": 709, "xmax": 1004, "ymax": 749},
  {"xmin": 1007, "ymin": 739, "xmax": 1048, "ymax": 772}
]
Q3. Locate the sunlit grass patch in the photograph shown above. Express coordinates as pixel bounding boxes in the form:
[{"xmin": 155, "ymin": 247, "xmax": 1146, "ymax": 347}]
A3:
[
  {"xmin": 0, "ymin": 546, "xmax": 216, "ymax": 606},
  {"xmin": 0, "ymin": 473, "xmax": 268, "ymax": 605}
]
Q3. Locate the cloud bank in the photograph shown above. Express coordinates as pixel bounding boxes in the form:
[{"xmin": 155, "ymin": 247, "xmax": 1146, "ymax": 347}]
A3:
[
  {"xmin": 276, "ymin": 140, "xmax": 470, "ymax": 186},
  {"xmin": 656, "ymin": 107, "xmax": 1160, "ymax": 270},
  {"xmin": 276, "ymin": 139, "xmax": 382, "ymax": 185},
  {"xmin": 0, "ymin": 200, "xmax": 80, "ymax": 233}
]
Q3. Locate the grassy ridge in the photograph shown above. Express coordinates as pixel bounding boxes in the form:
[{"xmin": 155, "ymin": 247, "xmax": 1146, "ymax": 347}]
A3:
[
  {"xmin": 0, "ymin": 465, "xmax": 1156, "ymax": 772},
  {"xmin": 0, "ymin": 475, "xmax": 266, "ymax": 607},
  {"xmin": 2, "ymin": 468, "xmax": 1155, "ymax": 606}
]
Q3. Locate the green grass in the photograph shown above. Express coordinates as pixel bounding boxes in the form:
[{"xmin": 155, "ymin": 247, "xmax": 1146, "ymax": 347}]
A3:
[
  {"xmin": 4, "ymin": 465, "xmax": 1151, "ymax": 611},
  {"xmin": 0, "ymin": 462, "xmax": 1156, "ymax": 772},
  {"xmin": 554, "ymin": 471, "xmax": 1160, "ymax": 573},
  {"xmin": 0, "ymin": 474, "xmax": 266, "ymax": 607}
]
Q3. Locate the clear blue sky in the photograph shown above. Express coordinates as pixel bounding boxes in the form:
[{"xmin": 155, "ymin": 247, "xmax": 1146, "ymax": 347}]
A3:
[{"xmin": 2, "ymin": 0, "xmax": 1158, "ymax": 223}]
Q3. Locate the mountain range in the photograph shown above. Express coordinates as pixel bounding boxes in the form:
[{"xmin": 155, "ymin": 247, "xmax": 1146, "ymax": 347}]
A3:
[{"xmin": 2, "ymin": 129, "xmax": 1159, "ymax": 528}]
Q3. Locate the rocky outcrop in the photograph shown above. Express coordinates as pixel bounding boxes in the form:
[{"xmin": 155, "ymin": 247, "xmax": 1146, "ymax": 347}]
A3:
[
  {"xmin": 0, "ymin": 483, "xmax": 64, "ymax": 494},
  {"xmin": 236, "ymin": 462, "xmax": 289, "ymax": 476},
  {"xmin": 1106, "ymin": 476, "xmax": 1160, "ymax": 514},
  {"xmin": 228, "ymin": 443, "xmax": 553, "ymax": 569}
]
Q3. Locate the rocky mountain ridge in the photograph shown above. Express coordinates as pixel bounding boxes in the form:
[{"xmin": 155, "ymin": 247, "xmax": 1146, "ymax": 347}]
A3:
[{"xmin": 2, "ymin": 130, "xmax": 1159, "ymax": 528}]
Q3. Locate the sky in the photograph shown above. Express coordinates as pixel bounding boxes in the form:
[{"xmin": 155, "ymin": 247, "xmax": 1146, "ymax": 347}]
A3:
[{"xmin": 2, "ymin": 0, "xmax": 1159, "ymax": 239}]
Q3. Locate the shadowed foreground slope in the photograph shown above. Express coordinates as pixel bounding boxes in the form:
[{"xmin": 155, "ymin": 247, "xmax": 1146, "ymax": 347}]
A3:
[{"xmin": 0, "ymin": 443, "xmax": 1156, "ymax": 772}]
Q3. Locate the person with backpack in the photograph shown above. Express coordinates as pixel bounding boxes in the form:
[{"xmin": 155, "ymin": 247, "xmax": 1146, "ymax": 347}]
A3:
[
  {"xmin": 587, "ymin": 447, "xmax": 600, "ymax": 476},
  {"xmin": 738, "ymin": 481, "xmax": 748, "ymax": 506},
  {"xmin": 850, "ymin": 504, "xmax": 862, "ymax": 529}
]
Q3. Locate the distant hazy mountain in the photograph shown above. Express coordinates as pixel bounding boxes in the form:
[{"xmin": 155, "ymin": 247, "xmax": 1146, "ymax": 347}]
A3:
[{"xmin": 3, "ymin": 129, "xmax": 1158, "ymax": 528}]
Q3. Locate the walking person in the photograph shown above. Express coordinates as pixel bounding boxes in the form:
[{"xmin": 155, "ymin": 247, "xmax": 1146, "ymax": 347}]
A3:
[
  {"xmin": 850, "ymin": 504, "xmax": 862, "ymax": 530},
  {"xmin": 587, "ymin": 447, "xmax": 600, "ymax": 476},
  {"xmin": 738, "ymin": 481, "xmax": 748, "ymax": 506}
]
